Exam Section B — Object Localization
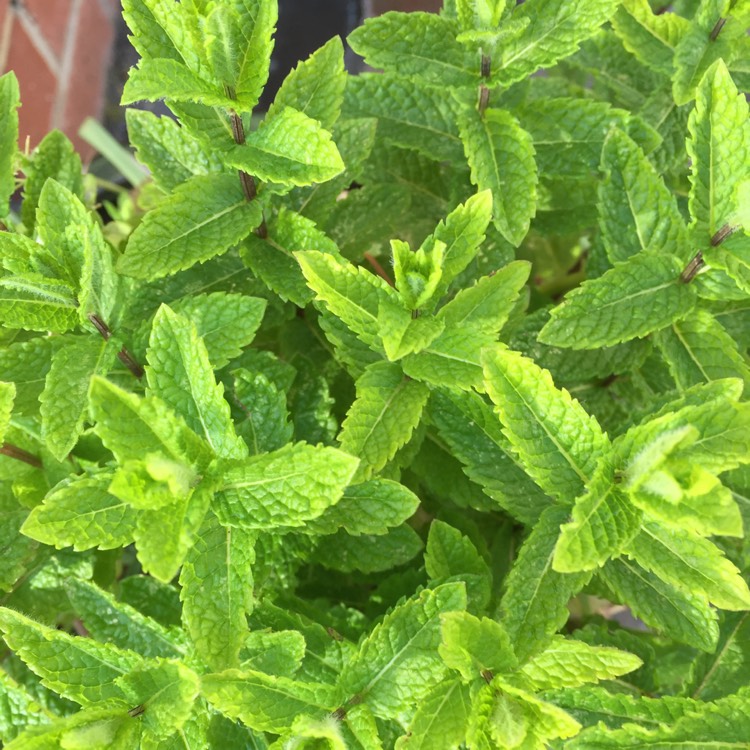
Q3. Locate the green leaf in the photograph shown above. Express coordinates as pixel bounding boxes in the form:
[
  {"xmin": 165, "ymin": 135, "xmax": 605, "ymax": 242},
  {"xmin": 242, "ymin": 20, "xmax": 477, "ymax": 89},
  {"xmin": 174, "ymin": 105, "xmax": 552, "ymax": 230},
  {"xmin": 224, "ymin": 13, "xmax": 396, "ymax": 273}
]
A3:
[
  {"xmin": 0, "ymin": 607, "xmax": 141, "ymax": 705},
  {"xmin": 215, "ymin": 442, "xmax": 358, "ymax": 530},
  {"xmin": 625, "ymin": 521, "xmax": 750, "ymax": 611},
  {"xmin": 496, "ymin": 0, "xmax": 621, "ymax": 85},
  {"xmin": 687, "ymin": 59, "xmax": 750, "ymax": 239},
  {"xmin": 126, "ymin": 109, "xmax": 224, "ymax": 192},
  {"xmin": 426, "ymin": 389, "xmax": 552, "ymax": 525},
  {"xmin": 439, "ymin": 611, "xmax": 516, "ymax": 681},
  {"xmin": 338, "ymin": 583, "xmax": 467, "ymax": 720},
  {"xmin": 89, "ymin": 376, "xmax": 213, "ymax": 471},
  {"xmin": 458, "ymin": 107, "xmax": 537, "ymax": 246},
  {"xmin": 268, "ymin": 36, "xmax": 346, "ymax": 130},
  {"xmin": 21, "ymin": 474, "xmax": 138, "ymax": 551},
  {"xmin": 201, "ymin": 669, "xmax": 338, "ymax": 734},
  {"xmin": 349, "ymin": 12, "xmax": 477, "ymax": 89},
  {"xmin": 180, "ymin": 512, "xmax": 256, "ymax": 671},
  {"xmin": 599, "ymin": 128, "xmax": 689, "ymax": 265},
  {"xmin": 306, "ymin": 479, "xmax": 420, "ymax": 536},
  {"xmin": 205, "ymin": 0, "xmax": 277, "ymax": 112},
  {"xmin": 21, "ymin": 130, "xmax": 83, "ymax": 230},
  {"xmin": 242, "ymin": 208, "xmax": 341, "ymax": 307},
  {"xmin": 342, "ymin": 74, "xmax": 463, "ymax": 164},
  {"xmin": 426, "ymin": 520, "xmax": 492, "ymax": 614},
  {"xmin": 437, "ymin": 261, "xmax": 529, "ymax": 335},
  {"xmin": 599, "ymin": 558, "xmax": 719, "ymax": 651},
  {"xmin": 0, "ymin": 275, "xmax": 79, "ymax": 333},
  {"xmin": 0, "ymin": 488, "xmax": 36, "ymax": 593},
  {"xmin": 147, "ymin": 304, "xmax": 246, "ymax": 459},
  {"xmin": 500, "ymin": 506, "xmax": 593, "ymax": 662},
  {"xmin": 655, "ymin": 309, "xmax": 750, "ymax": 392},
  {"xmin": 66, "ymin": 579, "xmax": 183, "ymax": 660},
  {"xmin": 169, "ymin": 292, "xmax": 266, "ymax": 369},
  {"xmin": 226, "ymin": 107, "xmax": 344, "ymax": 187},
  {"xmin": 553, "ymin": 457, "xmax": 642, "ymax": 573},
  {"xmin": 394, "ymin": 679, "xmax": 471, "ymax": 750},
  {"xmin": 0, "ymin": 670, "xmax": 52, "ymax": 741},
  {"xmin": 518, "ymin": 636, "xmax": 642, "ymax": 690},
  {"xmin": 241, "ymin": 629, "xmax": 305, "ymax": 677},
  {"xmin": 39, "ymin": 338, "xmax": 115, "ymax": 461},
  {"xmin": 117, "ymin": 173, "xmax": 262, "ymax": 281},
  {"xmin": 612, "ymin": 0, "xmax": 689, "ymax": 76},
  {"xmin": 116, "ymin": 659, "xmax": 199, "ymax": 741},
  {"xmin": 483, "ymin": 346, "xmax": 609, "ymax": 505},
  {"xmin": 121, "ymin": 0, "xmax": 188, "ymax": 63},
  {"xmin": 338, "ymin": 361, "xmax": 430, "ymax": 483},
  {"xmin": 378, "ymin": 297, "xmax": 445, "ymax": 361},
  {"xmin": 0, "ymin": 72, "xmax": 19, "ymax": 217},
  {"xmin": 539, "ymin": 254, "xmax": 696, "ymax": 349},
  {"xmin": 0, "ymin": 379, "xmax": 14, "ymax": 444}
]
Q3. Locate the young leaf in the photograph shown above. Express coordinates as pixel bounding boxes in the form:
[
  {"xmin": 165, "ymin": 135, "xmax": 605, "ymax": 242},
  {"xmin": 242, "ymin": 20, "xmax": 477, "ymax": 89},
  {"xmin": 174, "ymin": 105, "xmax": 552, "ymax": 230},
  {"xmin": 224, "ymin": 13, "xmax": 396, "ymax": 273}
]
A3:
[
  {"xmin": 553, "ymin": 457, "xmax": 642, "ymax": 573},
  {"xmin": 687, "ymin": 59, "xmax": 750, "ymax": 239},
  {"xmin": 0, "ymin": 275, "xmax": 79, "ymax": 333},
  {"xmin": 268, "ymin": 36, "xmax": 346, "ymax": 130},
  {"xmin": 214, "ymin": 442, "xmax": 359, "ymax": 529},
  {"xmin": 201, "ymin": 669, "xmax": 338, "ymax": 734},
  {"xmin": 378, "ymin": 297, "xmax": 445, "ymax": 361},
  {"xmin": 500, "ymin": 506, "xmax": 593, "ymax": 662},
  {"xmin": 21, "ymin": 474, "xmax": 138, "ymax": 551},
  {"xmin": 538, "ymin": 254, "xmax": 696, "ymax": 349},
  {"xmin": 338, "ymin": 583, "xmax": 467, "ymax": 720},
  {"xmin": 117, "ymin": 173, "xmax": 263, "ymax": 281},
  {"xmin": 496, "ymin": 0, "xmax": 621, "ymax": 85},
  {"xmin": 654, "ymin": 309, "xmax": 750, "ymax": 391},
  {"xmin": 0, "ymin": 607, "xmax": 141, "ymax": 705},
  {"xmin": 482, "ymin": 346, "xmax": 609, "ymax": 505},
  {"xmin": 121, "ymin": 0, "xmax": 189, "ymax": 63},
  {"xmin": 599, "ymin": 558, "xmax": 719, "ymax": 651},
  {"xmin": 40, "ymin": 338, "xmax": 115, "ymax": 461},
  {"xmin": 598, "ymin": 129, "xmax": 689, "ymax": 265},
  {"xmin": 226, "ymin": 107, "xmax": 344, "ymax": 187},
  {"xmin": 147, "ymin": 304, "xmax": 246, "ymax": 459},
  {"xmin": 179, "ymin": 512, "xmax": 256, "ymax": 671},
  {"xmin": 349, "ymin": 12, "xmax": 477, "ymax": 89},
  {"xmin": 625, "ymin": 521, "xmax": 750, "ymax": 611},
  {"xmin": 0, "ymin": 72, "xmax": 19, "ymax": 218},
  {"xmin": 338, "ymin": 361, "xmax": 430, "ymax": 483},
  {"xmin": 458, "ymin": 107, "xmax": 537, "ymax": 246}
]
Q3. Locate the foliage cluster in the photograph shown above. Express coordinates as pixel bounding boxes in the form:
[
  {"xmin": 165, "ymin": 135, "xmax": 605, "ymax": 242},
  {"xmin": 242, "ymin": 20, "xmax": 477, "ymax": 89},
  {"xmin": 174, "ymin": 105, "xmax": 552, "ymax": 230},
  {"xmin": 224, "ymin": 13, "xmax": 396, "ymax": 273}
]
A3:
[{"xmin": 0, "ymin": 0, "xmax": 750, "ymax": 747}]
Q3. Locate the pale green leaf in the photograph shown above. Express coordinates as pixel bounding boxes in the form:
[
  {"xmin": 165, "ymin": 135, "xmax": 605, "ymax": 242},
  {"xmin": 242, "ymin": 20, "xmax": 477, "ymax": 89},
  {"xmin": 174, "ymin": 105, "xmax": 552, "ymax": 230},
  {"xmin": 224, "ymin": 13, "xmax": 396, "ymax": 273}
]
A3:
[
  {"xmin": 21, "ymin": 474, "xmax": 138, "ymax": 551},
  {"xmin": 215, "ymin": 442, "xmax": 358, "ymax": 529},
  {"xmin": 121, "ymin": 0, "xmax": 188, "ymax": 63},
  {"xmin": 0, "ymin": 670, "xmax": 53, "ymax": 742},
  {"xmin": 539, "ymin": 254, "xmax": 696, "ymax": 349},
  {"xmin": 599, "ymin": 128, "xmax": 689, "ymax": 265},
  {"xmin": 338, "ymin": 583, "xmax": 467, "ymax": 720},
  {"xmin": 122, "ymin": 59, "xmax": 229, "ymax": 107},
  {"xmin": 180, "ymin": 513, "xmax": 256, "ymax": 670},
  {"xmin": 338, "ymin": 361, "xmax": 429, "ymax": 482},
  {"xmin": 226, "ymin": 107, "xmax": 344, "ymax": 187},
  {"xmin": 117, "ymin": 173, "xmax": 262, "ymax": 281},
  {"xmin": 483, "ymin": 346, "xmax": 609, "ymax": 505},
  {"xmin": 378, "ymin": 297, "xmax": 445, "ymax": 361},
  {"xmin": 0, "ymin": 275, "xmax": 79, "ymax": 333},
  {"xmin": 458, "ymin": 107, "xmax": 537, "ymax": 246},
  {"xmin": 0, "ymin": 72, "xmax": 19, "ymax": 218}
]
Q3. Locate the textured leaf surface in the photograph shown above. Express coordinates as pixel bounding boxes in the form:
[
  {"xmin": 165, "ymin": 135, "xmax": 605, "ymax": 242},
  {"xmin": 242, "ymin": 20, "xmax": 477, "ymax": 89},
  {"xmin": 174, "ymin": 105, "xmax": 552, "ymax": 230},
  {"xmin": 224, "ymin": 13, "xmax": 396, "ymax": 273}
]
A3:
[
  {"xmin": 117, "ymin": 173, "xmax": 262, "ymax": 280},
  {"xmin": 180, "ymin": 513, "xmax": 256, "ymax": 670},
  {"xmin": 483, "ymin": 347, "xmax": 608, "ymax": 505},
  {"xmin": 0, "ymin": 607, "xmax": 141, "ymax": 705},
  {"xmin": 0, "ymin": 72, "xmax": 19, "ymax": 217},
  {"xmin": 339, "ymin": 583, "xmax": 467, "ymax": 720},
  {"xmin": 226, "ymin": 107, "xmax": 343, "ymax": 186},
  {"xmin": 539, "ymin": 254, "xmax": 696, "ymax": 349},
  {"xmin": 147, "ymin": 304, "xmax": 245, "ymax": 459},
  {"xmin": 599, "ymin": 128, "xmax": 689, "ymax": 264},
  {"xmin": 339, "ymin": 361, "xmax": 429, "ymax": 482},
  {"xmin": 21, "ymin": 474, "xmax": 138, "ymax": 551},
  {"xmin": 500, "ymin": 506, "xmax": 593, "ymax": 662},
  {"xmin": 0, "ymin": 276, "xmax": 79, "ymax": 333},
  {"xmin": 215, "ymin": 442, "xmax": 358, "ymax": 529},
  {"xmin": 458, "ymin": 107, "xmax": 537, "ymax": 245},
  {"xmin": 687, "ymin": 59, "xmax": 750, "ymax": 239}
]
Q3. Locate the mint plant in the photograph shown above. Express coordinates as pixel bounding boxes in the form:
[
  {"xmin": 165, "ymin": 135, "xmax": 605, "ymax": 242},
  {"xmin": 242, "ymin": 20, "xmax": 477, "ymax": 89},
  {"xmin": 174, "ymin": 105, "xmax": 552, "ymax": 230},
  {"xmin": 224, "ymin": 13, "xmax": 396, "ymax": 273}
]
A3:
[{"xmin": 0, "ymin": 0, "xmax": 749, "ymax": 747}]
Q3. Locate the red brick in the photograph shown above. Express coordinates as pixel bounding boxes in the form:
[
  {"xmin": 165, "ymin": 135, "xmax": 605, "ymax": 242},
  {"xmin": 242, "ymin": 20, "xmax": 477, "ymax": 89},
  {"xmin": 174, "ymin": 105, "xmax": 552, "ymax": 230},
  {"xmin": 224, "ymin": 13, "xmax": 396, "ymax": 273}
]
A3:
[
  {"xmin": 6, "ymin": 22, "xmax": 57, "ymax": 148},
  {"xmin": 371, "ymin": 0, "xmax": 442, "ymax": 12},
  {"xmin": 24, "ymin": 0, "xmax": 73, "ymax": 60},
  {"xmin": 60, "ymin": 0, "xmax": 113, "ymax": 157}
]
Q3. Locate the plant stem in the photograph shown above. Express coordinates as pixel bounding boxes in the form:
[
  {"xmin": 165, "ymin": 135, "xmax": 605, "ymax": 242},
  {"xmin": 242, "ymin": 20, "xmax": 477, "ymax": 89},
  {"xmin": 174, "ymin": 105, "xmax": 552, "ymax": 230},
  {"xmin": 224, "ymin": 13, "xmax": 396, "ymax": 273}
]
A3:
[
  {"xmin": 363, "ymin": 252, "xmax": 394, "ymax": 286},
  {"xmin": 710, "ymin": 16, "xmax": 727, "ymax": 41},
  {"xmin": 1, "ymin": 442, "xmax": 42, "ymax": 468},
  {"xmin": 710, "ymin": 223, "xmax": 738, "ymax": 246},
  {"xmin": 225, "ymin": 86, "xmax": 258, "ymax": 202},
  {"xmin": 680, "ymin": 251, "xmax": 704, "ymax": 283},
  {"xmin": 478, "ymin": 54, "xmax": 491, "ymax": 117},
  {"xmin": 88, "ymin": 313, "xmax": 144, "ymax": 379}
]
